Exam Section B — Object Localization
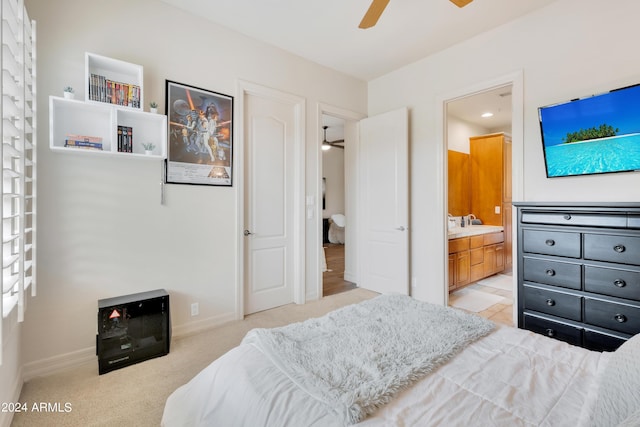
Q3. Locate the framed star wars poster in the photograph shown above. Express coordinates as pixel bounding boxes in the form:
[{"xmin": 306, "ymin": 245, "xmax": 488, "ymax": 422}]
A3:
[{"xmin": 165, "ymin": 80, "xmax": 233, "ymax": 186}]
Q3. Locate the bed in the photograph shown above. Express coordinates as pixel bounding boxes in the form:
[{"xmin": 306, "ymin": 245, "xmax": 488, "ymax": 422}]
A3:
[{"xmin": 161, "ymin": 294, "xmax": 640, "ymax": 427}]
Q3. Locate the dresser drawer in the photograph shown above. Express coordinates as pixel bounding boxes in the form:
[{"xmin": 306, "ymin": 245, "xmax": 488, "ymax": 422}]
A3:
[
  {"xmin": 523, "ymin": 230, "xmax": 581, "ymax": 258},
  {"xmin": 483, "ymin": 232, "xmax": 504, "ymax": 245},
  {"xmin": 584, "ymin": 265, "xmax": 640, "ymax": 301},
  {"xmin": 583, "ymin": 330, "xmax": 627, "ymax": 352},
  {"xmin": 523, "ymin": 257, "xmax": 581, "ymax": 290},
  {"xmin": 628, "ymin": 215, "xmax": 640, "ymax": 229},
  {"xmin": 521, "ymin": 211, "xmax": 627, "ymax": 228},
  {"xmin": 584, "ymin": 233, "xmax": 640, "ymax": 266},
  {"xmin": 584, "ymin": 298, "xmax": 640, "ymax": 335},
  {"xmin": 523, "ymin": 314, "xmax": 582, "ymax": 346},
  {"xmin": 523, "ymin": 285, "xmax": 582, "ymax": 321},
  {"xmin": 449, "ymin": 237, "xmax": 469, "ymax": 254}
]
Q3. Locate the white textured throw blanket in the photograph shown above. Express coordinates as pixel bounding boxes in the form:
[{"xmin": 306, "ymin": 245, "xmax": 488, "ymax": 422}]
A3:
[{"xmin": 242, "ymin": 294, "xmax": 495, "ymax": 424}]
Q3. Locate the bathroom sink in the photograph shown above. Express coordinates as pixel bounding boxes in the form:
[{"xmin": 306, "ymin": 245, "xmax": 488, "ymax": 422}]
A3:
[{"xmin": 448, "ymin": 224, "xmax": 503, "ymax": 239}]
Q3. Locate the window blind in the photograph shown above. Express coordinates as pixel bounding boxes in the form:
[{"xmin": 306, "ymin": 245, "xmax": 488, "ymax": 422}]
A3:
[{"xmin": 1, "ymin": 0, "xmax": 36, "ymax": 365}]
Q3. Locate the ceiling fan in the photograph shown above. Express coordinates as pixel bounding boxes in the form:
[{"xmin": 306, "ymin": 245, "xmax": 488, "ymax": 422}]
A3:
[
  {"xmin": 359, "ymin": 0, "xmax": 473, "ymax": 29},
  {"xmin": 322, "ymin": 126, "xmax": 344, "ymax": 150}
]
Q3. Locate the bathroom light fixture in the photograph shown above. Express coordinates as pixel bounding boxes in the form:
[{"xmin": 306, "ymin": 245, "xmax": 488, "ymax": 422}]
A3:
[{"xmin": 481, "ymin": 112, "xmax": 494, "ymax": 118}]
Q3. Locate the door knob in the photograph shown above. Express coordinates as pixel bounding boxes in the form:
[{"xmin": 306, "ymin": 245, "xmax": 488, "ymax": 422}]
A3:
[
  {"xmin": 243, "ymin": 230, "xmax": 254, "ymax": 236},
  {"xmin": 396, "ymin": 226, "xmax": 407, "ymax": 231}
]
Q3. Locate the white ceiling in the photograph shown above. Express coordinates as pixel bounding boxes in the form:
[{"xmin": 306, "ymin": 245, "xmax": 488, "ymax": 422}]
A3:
[
  {"xmin": 447, "ymin": 85, "xmax": 513, "ymax": 130},
  {"xmin": 158, "ymin": 0, "xmax": 556, "ymax": 81},
  {"xmin": 158, "ymin": 0, "xmax": 553, "ymax": 137}
]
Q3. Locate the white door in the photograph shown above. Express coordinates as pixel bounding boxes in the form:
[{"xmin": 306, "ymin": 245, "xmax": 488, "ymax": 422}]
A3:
[
  {"xmin": 243, "ymin": 86, "xmax": 304, "ymax": 314},
  {"xmin": 358, "ymin": 107, "xmax": 409, "ymax": 294}
]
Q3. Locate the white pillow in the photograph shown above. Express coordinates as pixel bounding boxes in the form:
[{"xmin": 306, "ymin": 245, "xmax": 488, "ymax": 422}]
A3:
[{"xmin": 591, "ymin": 333, "xmax": 640, "ymax": 427}]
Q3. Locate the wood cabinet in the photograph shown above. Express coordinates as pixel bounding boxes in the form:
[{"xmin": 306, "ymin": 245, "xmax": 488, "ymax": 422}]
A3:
[
  {"xmin": 447, "ymin": 150, "xmax": 470, "ymax": 217},
  {"xmin": 448, "ymin": 237, "xmax": 470, "ymax": 291},
  {"xmin": 515, "ymin": 202, "xmax": 640, "ymax": 351},
  {"xmin": 469, "ymin": 133, "xmax": 512, "ymax": 271},
  {"xmin": 449, "ymin": 231, "xmax": 504, "ymax": 292}
]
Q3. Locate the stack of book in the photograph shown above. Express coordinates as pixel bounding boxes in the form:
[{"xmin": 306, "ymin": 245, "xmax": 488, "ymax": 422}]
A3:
[
  {"xmin": 117, "ymin": 126, "xmax": 133, "ymax": 153},
  {"xmin": 89, "ymin": 73, "xmax": 141, "ymax": 108},
  {"xmin": 64, "ymin": 134, "xmax": 103, "ymax": 150}
]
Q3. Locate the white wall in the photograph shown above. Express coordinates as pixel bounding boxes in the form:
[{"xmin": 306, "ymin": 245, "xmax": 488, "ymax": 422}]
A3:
[
  {"xmin": 447, "ymin": 115, "xmax": 490, "ymax": 153},
  {"xmin": 0, "ymin": 314, "xmax": 21, "ymax": 427},
  {"xmin": 368, "ymin": 0, "xmax": 640, "ymax": 305},
  {"xmin": 20, "ymin": 0, "xmax": 366, "ymax": 374},
  {"xmin": 322, "ymin": 149, "xmax": 345, "ymax": 218}
]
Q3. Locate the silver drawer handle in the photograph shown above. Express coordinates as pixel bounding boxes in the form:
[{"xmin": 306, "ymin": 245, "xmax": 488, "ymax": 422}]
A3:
[
  {"xmin": 613, "ymin": 244, "xmax": 626, "ymax": 253},
  {"xmin": 545, "ymin": 328, "xmax": 556, "ymax": 337},
  {"xmin": 546, "ymin": 299, "xmax": 556, "ymax": 307},
  {"xmin": 614, "ymin": 279, "xmax": 626, "ymax": 288},
  {"xmin": 545, "ymin": 239, "xmax": 555, "ymax": 246},
  {"xmin": 545, "ymin": 269, "xmax": 556, "ymax": 277},
  {"xmin": 563, "ymin": 214, "xmax": 572, "ymax": 220},
  {"xmin": 614, "ymin": 314, "xmax": 627, "ymax": 323}
]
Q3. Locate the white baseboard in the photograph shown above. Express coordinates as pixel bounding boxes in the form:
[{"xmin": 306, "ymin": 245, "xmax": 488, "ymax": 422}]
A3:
[
  {"xmin": 21, "ymin": 313, "xmax": 236, "ymax": 381},
  {"xmin": 22, "ymin": 347, "xmax": 96, "ymax": 382},
  {"xmin": 0, "ymin": 365, "xmax": 23, "ymax": 427},
  {"xmin": 171, "ymin": 312, "xmax": 236, "ymax": 339}
]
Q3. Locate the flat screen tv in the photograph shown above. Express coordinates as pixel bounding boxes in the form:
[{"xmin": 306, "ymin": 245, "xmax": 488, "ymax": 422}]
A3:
[{"xmin": 538, "ymin": 83, "xmax": 640, "ymax": 178}]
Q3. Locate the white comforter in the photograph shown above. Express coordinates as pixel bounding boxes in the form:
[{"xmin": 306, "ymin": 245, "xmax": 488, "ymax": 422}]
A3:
[{"xmin": 162, "ymin": 326, "xmax": 609, "ymax": 427}]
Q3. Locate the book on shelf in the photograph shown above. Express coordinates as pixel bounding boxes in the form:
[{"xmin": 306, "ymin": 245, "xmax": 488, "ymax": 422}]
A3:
[
  {"xmin": 89, "ymin": 73, "xmax": 140, "ymax": 108},
  {"xmin": 65, "ymin": 133, "xmax": 103, "ymax": 143},
  {"xmin": 64, "ymin": 140, "xmax": 103, "ymax": 150},
  {"xmin": 126, "ymin": 127, "xmax": 133, "ymax": 153},
  {"xmin": 117, "ymin": 125, "xmax": 133, "ymax": 153}
]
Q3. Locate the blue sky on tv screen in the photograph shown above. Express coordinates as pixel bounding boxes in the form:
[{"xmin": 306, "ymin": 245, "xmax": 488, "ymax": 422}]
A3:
[{"xmin": 539, "ymin": 84, "xmax": 640, "ymax": 147}]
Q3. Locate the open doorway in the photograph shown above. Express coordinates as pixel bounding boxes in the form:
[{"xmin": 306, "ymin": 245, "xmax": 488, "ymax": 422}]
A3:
[
  {"xmin": 445, "ymin": 85, "xmax": 514, "ymax": 326},
  {"xmin": 321, "ymin": 114, "xmax": 357, "ymax": 296}
]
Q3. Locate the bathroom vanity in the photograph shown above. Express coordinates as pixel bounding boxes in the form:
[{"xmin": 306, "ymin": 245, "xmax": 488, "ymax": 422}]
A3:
[{"xmin": 448, "ymin": 225, "xmax": 505, "ymax": 292}]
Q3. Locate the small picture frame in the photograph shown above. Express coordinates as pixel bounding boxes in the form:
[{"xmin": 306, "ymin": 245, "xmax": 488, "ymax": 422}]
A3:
[{"xmin": 165, "ymin": 80, "xmax": 233, "ymax": 186}]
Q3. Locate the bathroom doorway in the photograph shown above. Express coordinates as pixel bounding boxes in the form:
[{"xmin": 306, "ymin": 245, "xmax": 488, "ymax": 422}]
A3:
[{"xmin": 445, "ymin": 84, "xmax": 515, "ymax": 326}]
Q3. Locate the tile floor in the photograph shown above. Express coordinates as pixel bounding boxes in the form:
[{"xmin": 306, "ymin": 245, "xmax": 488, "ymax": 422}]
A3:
[{"xmin": 451, "ymin": 282, "xmax": 514, "ymax": 327}]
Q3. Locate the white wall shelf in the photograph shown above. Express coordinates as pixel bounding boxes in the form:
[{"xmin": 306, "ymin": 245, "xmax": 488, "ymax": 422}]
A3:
[
  {"xmin": 50, "ymin": 53, "xmax": 166, "ymax": 159},
  {"xmin": 49, "ymin": 96, "xmax": 167, "ymax": 158},
  {"xmin": 85, "ymin": 52, "xmax": 143, "ymax": 110}
]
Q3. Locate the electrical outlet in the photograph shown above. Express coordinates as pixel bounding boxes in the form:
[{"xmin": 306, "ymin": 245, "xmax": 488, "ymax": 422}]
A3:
[
  {"xmin": 495, "ymin": 206, "xmax": 501, "ymax": 214},
  {"xmin": 411, "ymin": 277, "xmax": 417, "ymax": 289},
  {"xmin": 191, "ymin": 302, "xmax": 199, "ymax": 317}
]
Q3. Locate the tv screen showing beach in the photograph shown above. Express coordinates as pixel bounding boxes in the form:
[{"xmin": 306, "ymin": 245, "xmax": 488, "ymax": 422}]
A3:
[{"xmin": 539, "ymin": 83, "xmax": 640, "ymax": 177}]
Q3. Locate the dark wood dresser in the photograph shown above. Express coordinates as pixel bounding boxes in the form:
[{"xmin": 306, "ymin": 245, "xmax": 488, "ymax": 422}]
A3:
[{"xmin": 514, "ymin": 202, "xmax": 640, "ymax": 351}]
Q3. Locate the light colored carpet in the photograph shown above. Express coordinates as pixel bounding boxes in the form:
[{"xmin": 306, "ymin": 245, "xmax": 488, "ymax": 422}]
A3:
[
  {"xmin": 450, "ymin": 288, "xmax": 505, "ymax": 313},
  {"xmin": 476, "ymin": 274, "xmax": 513, "ymax": 291},
  {"xmin": 11, "ymin": 288, "xmax": 378, "ymax": 427}
]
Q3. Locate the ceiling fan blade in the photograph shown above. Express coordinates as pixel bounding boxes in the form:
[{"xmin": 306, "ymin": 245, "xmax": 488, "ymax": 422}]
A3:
[
  {"xmin": 450, "ymin": 0, "xmax": 473, "ymax": 7},
  {"xmin": 359, "ymin": 0, "xmax": 390, "ymax": 29}
]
